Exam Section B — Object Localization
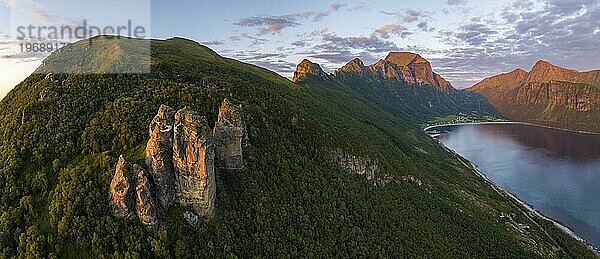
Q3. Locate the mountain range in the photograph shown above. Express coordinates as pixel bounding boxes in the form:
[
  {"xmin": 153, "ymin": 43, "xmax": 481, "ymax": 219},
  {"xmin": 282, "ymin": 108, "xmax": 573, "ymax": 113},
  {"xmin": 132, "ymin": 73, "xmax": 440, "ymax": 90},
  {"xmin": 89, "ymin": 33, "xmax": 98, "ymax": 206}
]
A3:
[
  {"xmin": 0, "ymin": 36, "xmax": 596, "ymax": 257},
  {"xmin": 292, "ymin": 52, "xmax": 497, "ymax": 122},
  {"xmin": 468, "ymin": 60, "xmax": 600, "ymax": 133}
]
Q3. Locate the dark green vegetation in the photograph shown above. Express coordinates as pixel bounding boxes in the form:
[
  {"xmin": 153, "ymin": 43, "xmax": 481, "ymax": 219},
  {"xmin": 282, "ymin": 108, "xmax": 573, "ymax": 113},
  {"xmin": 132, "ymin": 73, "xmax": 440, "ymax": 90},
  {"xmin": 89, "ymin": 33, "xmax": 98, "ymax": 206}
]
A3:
[
  {"xmin": 0, "ymin": 36, "xmax": 595, "ymax": 257},
  {"xmin": 329, "ymin": 71, "xmax": 499, "ymax": 124}
]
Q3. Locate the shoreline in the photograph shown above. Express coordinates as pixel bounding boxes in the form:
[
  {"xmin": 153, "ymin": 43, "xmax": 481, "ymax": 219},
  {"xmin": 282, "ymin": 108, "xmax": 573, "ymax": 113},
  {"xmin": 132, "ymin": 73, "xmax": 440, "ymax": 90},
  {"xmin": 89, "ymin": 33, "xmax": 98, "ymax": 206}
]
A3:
[
  {"xmin": 430, "ymin": 132, "xmax": 600, "ymax": 255},
  {"xmin": 423, "ymin": 121, "xmax": 600, "ymax": 135},
  {"xmin": 470, "ymin": 162, "xmax": 599, "ymax": 254}
]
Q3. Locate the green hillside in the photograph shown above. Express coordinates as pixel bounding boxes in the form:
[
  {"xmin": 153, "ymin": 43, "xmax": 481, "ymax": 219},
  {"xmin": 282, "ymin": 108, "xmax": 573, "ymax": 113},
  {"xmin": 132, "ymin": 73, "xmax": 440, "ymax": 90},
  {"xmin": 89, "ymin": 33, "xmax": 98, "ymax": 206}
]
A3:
[
  {"xmin": 0, "ymin": 36, "xmax": 595, "ymax": 258},
  {"xmin": 327, "ymin": 72, "xmax": 499, "ymax": 123}
]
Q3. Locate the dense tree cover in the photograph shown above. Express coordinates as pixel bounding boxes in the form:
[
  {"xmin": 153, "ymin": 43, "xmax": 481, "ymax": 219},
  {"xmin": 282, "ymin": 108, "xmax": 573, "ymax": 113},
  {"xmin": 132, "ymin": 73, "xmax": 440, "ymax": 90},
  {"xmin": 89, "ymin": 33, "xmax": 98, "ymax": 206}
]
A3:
[{"xmin": 0, "ymin": 36, "xmax": 595, "ymax": 258}]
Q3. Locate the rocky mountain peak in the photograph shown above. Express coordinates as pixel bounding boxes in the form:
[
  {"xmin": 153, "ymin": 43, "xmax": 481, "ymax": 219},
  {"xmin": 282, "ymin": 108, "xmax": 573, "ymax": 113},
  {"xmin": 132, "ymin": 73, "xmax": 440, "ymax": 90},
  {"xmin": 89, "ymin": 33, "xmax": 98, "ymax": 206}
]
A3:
[
  {"xmin": 292, "ymin": 59, "xmax": 327, "ymax": 82},
  {"xmin": 335, "ymin": 58, "xmax": 368, "ymax": 75},
  {"xmin": 526, "ymin": 60, "xmax": 581, "ymax": 84},
  {"xmin": 531, "ymin": 60, "xmax": 554, "ymax": 70},
  {"xmin": 384, "ymin": 52, "xmax": 428, "ymax": 67},
  {"xmin": 368, "ymin": 52, "xmax": 452, "ymax": 90}
]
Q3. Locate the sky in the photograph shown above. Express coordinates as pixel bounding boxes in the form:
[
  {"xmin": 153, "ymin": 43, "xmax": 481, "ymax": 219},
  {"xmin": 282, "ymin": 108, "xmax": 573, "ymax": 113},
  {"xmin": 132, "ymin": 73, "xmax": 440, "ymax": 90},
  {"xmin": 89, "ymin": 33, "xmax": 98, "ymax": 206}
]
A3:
[{"xmin": 1, "ymin": 0, "xmax": 599, "ymax": 99}]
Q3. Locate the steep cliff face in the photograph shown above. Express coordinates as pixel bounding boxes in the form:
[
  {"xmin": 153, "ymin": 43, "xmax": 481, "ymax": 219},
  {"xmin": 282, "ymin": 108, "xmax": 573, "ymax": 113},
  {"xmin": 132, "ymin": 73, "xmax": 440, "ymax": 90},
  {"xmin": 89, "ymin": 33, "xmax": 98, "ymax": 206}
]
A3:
[
  {"xmin": 330, "ymin": 150, "xmax": 379, "ymax": 180},
  {"xmin": 366, "ymin": 52, "xmax": 453, "ymax": 90},
  {"xmin": 134, "ymin": 165, "xmax": 159, "ymax": 227},
  {"xmin": 109, "ymin": 155, "xmax": 134, "ymax": 218},
  {"xmin": 515, "ymin": 81, "xmax": 599, "ymax": 112},
  {"xmin": 469, "ymin": 61, "xmax": 600, "ymax": 132},
  {"xmin": 145, "ymin": 105, "xmax": 176, "ymax": 208},
  {"xmin": 369, "ymin": 59, "xmax": 405, "ymax": 81},
  {"xmin": 173, "ymin": 108, "xmax": 216, "ymax": 217},
  {"xmin": 213, "ymin": 99, "xmax": 247, "ymax": 170},
  {"xmin": 292, "ymin": 59, "xmax": 328, "ymax": 82}
]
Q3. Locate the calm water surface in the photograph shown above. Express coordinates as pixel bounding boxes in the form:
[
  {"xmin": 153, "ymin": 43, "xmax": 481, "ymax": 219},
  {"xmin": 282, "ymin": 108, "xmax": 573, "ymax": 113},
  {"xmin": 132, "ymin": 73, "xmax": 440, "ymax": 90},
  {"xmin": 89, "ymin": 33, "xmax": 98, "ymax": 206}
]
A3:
[{"xmin": 431, "ymin": 123, "xmax": 600, "ymax": 248}]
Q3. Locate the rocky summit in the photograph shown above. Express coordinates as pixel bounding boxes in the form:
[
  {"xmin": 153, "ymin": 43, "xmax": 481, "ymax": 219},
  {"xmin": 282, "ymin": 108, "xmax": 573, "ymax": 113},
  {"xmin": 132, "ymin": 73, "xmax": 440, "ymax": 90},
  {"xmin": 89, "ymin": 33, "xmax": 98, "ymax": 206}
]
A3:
[
  {"xmin": 110, "ymin": 99, "xmax": 246, "ymax": 227},
  {"xmin": 173, "ymin": 108, "xmax": 216, "ymax": 217},
  {"xmin": 145, "ymin": 104, "xmax": 176, "ymax": 208},
  {"xmin": 334, "ymin": 58, "xmax": 369, "ymax": 75},
  {"xmin": 370, "ymin": 52, "xmax": 452, "ymax": 90},
  {"xmin": 292, "ymin": 59, "xmax": 328, "ymax": 82}
]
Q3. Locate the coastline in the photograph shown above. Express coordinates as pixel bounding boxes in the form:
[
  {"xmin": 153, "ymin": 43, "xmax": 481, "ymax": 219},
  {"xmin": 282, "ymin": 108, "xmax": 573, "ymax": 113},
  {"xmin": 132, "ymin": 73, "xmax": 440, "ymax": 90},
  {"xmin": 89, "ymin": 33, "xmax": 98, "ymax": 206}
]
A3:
[
  {"xmin": 428, "ymin": 129, "xmax": 600, "ymax": 255},
  {"xmin": 424, "ymin": 121, "xmax": 600, "ymax": 136}
]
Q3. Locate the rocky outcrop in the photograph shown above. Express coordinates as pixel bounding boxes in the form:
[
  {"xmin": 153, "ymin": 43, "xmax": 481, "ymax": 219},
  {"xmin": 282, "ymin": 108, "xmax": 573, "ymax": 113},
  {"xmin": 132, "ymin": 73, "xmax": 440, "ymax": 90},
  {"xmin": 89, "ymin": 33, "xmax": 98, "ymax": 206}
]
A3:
[
  {"xmin": 109, "ymin": 155, "xmax": 134, "ymax": 218},
  {"xmin": 183, "ymin": 211, "xmax": 200, "ymax": 226},
  {"xmin": 330, "ymin": 149, "xmax": 379, "ymax": 180},
  {"xmin": 329, "ymin": 149, "xmax": 427, "ymax": 188},
  {"xmin": 134, "ymin": 165, "xmax": 158, "ymax": 227},
  {"xmin": 110, "ymin": 100, "xmax": 248, "ymax": 227},
  {"xmin": 369, "ymin": 59, "xmax": 405, "ymax": 81},
  {"xmin": 173, "ymin": 108, "xmax": 216, "ymax": 217},
  {"xmin": 145, "ymin": 105, "xmax": 176, "ymax": 208},
  {"xmin": 213, "ymin": 99, "xmax": 247, "ymax": 170},
  {"xmin": 39, "ymin": 90, "xmax": 59, "ymax": 101},
  {"xmin": 292, "ymin": 59, "xmax": 328, "ymax": 82}
]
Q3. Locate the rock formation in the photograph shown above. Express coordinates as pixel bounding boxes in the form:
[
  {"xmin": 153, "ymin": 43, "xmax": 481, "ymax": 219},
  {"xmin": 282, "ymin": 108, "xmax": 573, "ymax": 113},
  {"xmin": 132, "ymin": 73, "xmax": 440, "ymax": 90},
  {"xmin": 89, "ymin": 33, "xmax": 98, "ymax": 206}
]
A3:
[
  {"xmin": 134, "ymin": 165, "xmax": 158, "ymax": 227},
  {"xmin": 109, "ymin": 155, "xmax": 134, "ymax": 218},
  {"xmin": 213, "ymin": 99, "xmax": 247, "ymax": 170},
  {"xmin": 330, "ymin": 149, "xmax": 379, "ymax": 180},
  {"xmin": 111, "ymin": 100, "xmax": 248, "ymax": 226},
  {"xmin": 173, "ymin": 108, "xmax": 216, "ymax": 217},
  {"xmin": 39, "ymin": 90, "xmax": 59, "ymax": 101},
  {"xmin": 292, "ymin": 59, "xmax": 328, "ymax": 82},
  {"xmin": 183, "ymin": 211, "xmax": 200, "ymax": 226},
  {"xmin": 145, "ymin": 105, "xmax": 176, "ymax": 208}
]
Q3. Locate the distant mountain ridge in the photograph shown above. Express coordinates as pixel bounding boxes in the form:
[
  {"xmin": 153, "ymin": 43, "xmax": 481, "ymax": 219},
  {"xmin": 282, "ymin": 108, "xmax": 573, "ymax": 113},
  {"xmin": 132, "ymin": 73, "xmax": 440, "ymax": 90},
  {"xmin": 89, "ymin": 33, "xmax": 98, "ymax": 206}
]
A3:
[
  {"xmin": 469, "ymin": 60, "xmax": 600, "ymax": 133},
  {"xmin": 292, "ymin": 52, "xmax": 497, "ymax": 122},
  {"xmin": 294, "ymin": 52, "xmax": 452, "ymax": 91}
]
